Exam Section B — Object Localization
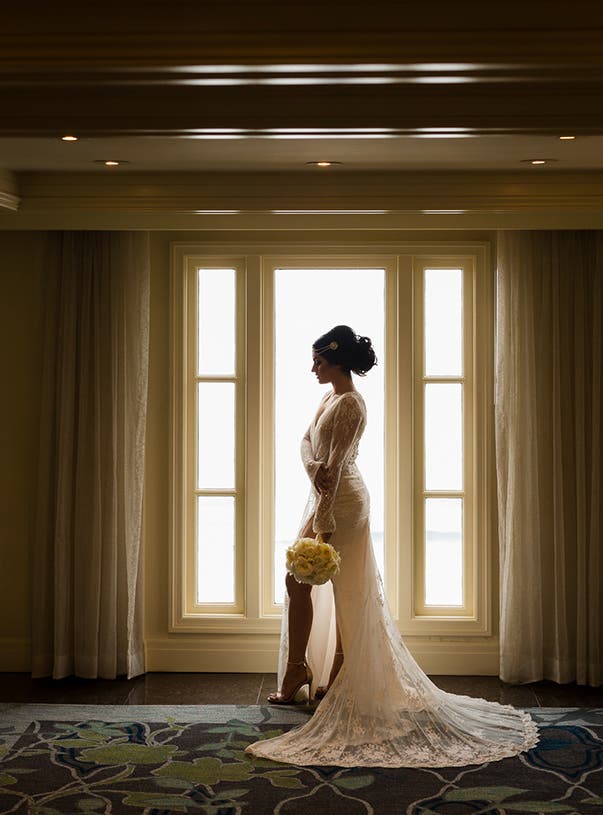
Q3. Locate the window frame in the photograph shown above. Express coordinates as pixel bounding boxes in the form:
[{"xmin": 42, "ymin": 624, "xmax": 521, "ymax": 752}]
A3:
[
  {"xmin": 170, "ymin": 252, "xmax": 250, "ymax": 629},
  {"xmin": 169, "ymin": 242, "xmax": 494, "ymax": 638},
  {"xmin": 413, "ymin": 258, "xmax": 475, "ymax": 617}
]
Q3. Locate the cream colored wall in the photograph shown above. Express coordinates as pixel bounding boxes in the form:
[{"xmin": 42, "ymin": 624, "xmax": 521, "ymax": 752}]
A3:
[{"xmin": 0, "ymin": 232, "xmax": 49, "ymax": 669}]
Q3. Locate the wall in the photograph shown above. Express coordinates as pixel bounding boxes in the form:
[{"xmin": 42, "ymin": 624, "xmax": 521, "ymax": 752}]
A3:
[{"xmin": 0, "ymin": 232, "xmax": 49, "ymax": 669}]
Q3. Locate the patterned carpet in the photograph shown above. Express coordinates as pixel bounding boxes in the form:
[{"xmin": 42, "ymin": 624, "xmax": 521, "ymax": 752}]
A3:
[{"xmin": 1, "ymin": 704, "xmax": 602, "ymax": 814}]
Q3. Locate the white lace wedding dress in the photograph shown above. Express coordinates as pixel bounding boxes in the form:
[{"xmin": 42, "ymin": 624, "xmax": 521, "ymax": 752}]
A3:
[{"xmin": 246, "ymin": 390, "xmax": 539, "ymax": 767}]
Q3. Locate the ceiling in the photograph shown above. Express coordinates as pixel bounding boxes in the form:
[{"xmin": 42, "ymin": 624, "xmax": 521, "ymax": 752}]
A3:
[
  {"xmin": 1, "ymin": 133, "xmax": 601, "ymax": 174},
  {"xmin": 3, "ymin": 3, "xmax": 603, "ymax": 221}
]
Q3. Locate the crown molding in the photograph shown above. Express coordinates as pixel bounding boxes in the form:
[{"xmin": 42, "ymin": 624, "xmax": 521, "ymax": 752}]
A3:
[
  {"xmin": 14, "ymin": 170, "xmax": 603, "ymax": 214},
  {"xmin": 3, "ymin": 170, "xmax": 603, "ymax": 229},
  {"xmin": 2, "ymin": 78, "xmax": 603, "ymax": 137}
]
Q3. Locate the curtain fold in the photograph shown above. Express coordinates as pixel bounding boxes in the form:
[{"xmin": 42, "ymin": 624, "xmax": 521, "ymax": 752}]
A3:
[
  {"xmin": 32, "ymin": 231, "xmax": 150, "ymax": 679},
  {"xmin": 496, "ymin": 230, "xmax": 603, "ymax": 685}
]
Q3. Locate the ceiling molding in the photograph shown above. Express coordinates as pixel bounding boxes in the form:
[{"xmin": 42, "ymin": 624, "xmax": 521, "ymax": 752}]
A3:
[
  {"xmin": 13, "ymin": 170, "xmax": 603, "ymax": 215},
  {"xmin": 4, "ymin": 81, "xmax": 603, "ymax": 138},
  {"xmin": 4, "ymin": 211, "xmax": 603, "ymax": 232}
]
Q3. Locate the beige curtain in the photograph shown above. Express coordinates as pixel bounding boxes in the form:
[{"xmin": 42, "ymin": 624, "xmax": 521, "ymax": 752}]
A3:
[
  {"xmin": 32, "ymin": 232, "xmax": 150, "ymax": 679},
  {"xmin": 496, "ymin": 231, "xmax": 603, "ymax": 686}
]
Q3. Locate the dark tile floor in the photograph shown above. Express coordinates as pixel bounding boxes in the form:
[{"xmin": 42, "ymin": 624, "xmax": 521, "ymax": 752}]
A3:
[{"xmin": 1, "ymin": 672, "xmax": 602, "ymax": 707}]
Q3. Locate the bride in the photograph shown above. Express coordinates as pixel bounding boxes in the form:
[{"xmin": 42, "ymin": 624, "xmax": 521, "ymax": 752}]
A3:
[{"xmin": 246, "ymin": 325, "xmax": 538, "ymax": 767}]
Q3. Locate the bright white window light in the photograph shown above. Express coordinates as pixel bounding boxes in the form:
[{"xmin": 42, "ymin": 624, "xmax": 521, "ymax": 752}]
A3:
[
  {"xmin": 273, "ymin": 267, "xmax": 385, "ymax": 603},
  {"xmin": 195, "ymin": 268, "xmax": 238, "ymax": 605},
  {"xmin": 197, "ymin": 268, "xmax": 235, "ymax": 376},
  {"xmin": 197, "ymin": 496, "xmax": 235, "ymax": 604},
  {"xmin": 422, "ymin": 267, "xmax": 465, "ymax": 607},
  {"xmin": 425, "ymin": 498, "xmax": 463, "ymax": 606},
  {"xmin": 425, "ymin": 268, "xmax": 463, "ymax": 376}
]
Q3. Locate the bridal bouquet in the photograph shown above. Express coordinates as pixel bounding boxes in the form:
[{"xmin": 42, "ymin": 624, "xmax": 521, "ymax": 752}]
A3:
[{"xmin": 286, "ymin": 533, "xmax": 341, "ymax": 585}]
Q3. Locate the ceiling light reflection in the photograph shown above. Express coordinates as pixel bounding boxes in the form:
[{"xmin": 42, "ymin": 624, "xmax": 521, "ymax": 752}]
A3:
[
  {"xmin": 410, "ymin": 76, "xmax": 478, "ymax": 84},
  {"xmin": 171, "ymin": 62, "xmax": 483, "ymax": 75},
  {"xmin": 272, "ymin": 209, "xmax": 388, "ymax": 215}
]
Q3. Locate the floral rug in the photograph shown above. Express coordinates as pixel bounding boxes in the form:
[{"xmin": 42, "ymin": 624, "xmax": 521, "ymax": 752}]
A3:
[{"xmin": 1, "ymin": 704, "xmax": 602, "ymax": 814}]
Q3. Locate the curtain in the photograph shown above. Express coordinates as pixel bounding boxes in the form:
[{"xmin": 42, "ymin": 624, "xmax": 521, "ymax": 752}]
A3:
[
  {"xmin": 496, "ymin": 231, "xmax": 603, "ymax": 685},
  {"xmin": 32, "ymin": 232, "xmax": 150, "ymax": 679}
]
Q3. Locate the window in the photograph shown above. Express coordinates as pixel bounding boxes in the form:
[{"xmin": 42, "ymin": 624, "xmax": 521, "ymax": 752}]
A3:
[
  {"xmin": 170, "ymin": 256, "xmax": 246, "ymax": 624},
  {"xmin": 170, "ymin": 244, "xmax": 493, "ymax": 640},
  {"xmin": 271, "ymin": 263, "xmax": 386, "ymax": 606},
  {"xmin": 194, "ymin": 268, "xmax": 242, "ymax": 610},
  {"xmin": 414, "ymin": 262, "xmax": 474, "ymax": 619}
]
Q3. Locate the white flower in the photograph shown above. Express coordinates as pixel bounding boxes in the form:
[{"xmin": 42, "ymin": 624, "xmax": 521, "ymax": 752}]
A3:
[{"xmin": 286, "ymin": 534, "xmax": 341, "ymax": 585}]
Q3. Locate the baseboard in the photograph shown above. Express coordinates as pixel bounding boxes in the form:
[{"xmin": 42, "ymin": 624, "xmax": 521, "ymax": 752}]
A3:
[
  {"xmin": 145, "ymin": 635, "xmax": 500, "ymax": 675},
  {"xmin": 0, "ymin": 635, "xmax": 499, "ymax": 676},
  {"xmin": 408, "ymin": 638, "xmax": 500, "ymax": 675},
  {"xmin": 145, "ymin": 632, "xmax": 280, "ymax": 673},
  {"xmin": 0, "ymin": 637, "xmax": 31, "ymax": 671}
]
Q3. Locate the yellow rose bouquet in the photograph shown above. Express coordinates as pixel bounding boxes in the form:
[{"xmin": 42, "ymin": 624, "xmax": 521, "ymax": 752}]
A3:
[{"xmin": 285, "ymin": 533, "xmax": 341, "ymax": 585}]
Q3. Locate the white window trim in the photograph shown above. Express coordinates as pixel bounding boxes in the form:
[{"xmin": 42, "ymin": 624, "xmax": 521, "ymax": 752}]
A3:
[
  {"xmin": 169, "ymin": 241, "xmax": 494, "ymax": 639},
  {"xmin": 404, "ymin": 253, "xmax": 494, "ymax": 635}
]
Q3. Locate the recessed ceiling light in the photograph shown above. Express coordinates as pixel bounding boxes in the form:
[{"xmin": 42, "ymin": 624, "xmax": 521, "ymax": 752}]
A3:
[
  {"xmin": 306, "ymin": 161, "xmax": 342, "ymax": 167},
  {"xmin": 559, "ymin": 135, "xmax": 576, "ymax": 140},
  {"xmin": 93, "ymin": 160, "xmax": 130, "ymax": 167},
  {"xmin": 61, "ymin": 135, "xmax": 78, "ymax": 141}
]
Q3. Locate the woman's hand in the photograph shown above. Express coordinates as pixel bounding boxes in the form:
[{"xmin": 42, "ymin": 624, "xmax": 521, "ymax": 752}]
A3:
[
  {"xmin": 300, "ymin": 516, "xmax": 331, "ymax": 543},
  {"xmin": 314, "ymin": 464, "xmax": 331, "ymax": 494}
]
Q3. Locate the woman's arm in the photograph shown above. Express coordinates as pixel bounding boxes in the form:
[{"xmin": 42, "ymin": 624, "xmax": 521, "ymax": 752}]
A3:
[
  {"xmin": 301, "ymin": 426, "xmax": 322, "ymax": 485},
  {"xmin": 313, "ymin": 395, "xmax": 363, "ymax": 536},
  {"xmin": 300, "ymin": 393, "xmax": 331, "ymax": 487}
]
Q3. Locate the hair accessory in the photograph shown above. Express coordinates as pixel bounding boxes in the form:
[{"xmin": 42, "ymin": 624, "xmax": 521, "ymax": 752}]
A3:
[{"xmin": 315, "ymin": 340, "xmax": 339, "ymax": 354}]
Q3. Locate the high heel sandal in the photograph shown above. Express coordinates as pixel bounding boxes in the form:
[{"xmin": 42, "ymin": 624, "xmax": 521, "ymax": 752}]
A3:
[
  {"xmin": 267, "ymin": 660, "xmax": 313, "ymax": 705},
  {"xmin": 314, "ymin": 651, "xmax": 344, "ymax": 700}
]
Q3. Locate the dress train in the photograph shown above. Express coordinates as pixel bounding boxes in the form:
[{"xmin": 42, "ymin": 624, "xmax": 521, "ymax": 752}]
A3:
[
  {"xmin": 246, "ymin": 391, "xmax": 538, "ymax": 767},
  {"xmin": 247, "ymin": 517, "xmax": 538, "ymax": 768}
]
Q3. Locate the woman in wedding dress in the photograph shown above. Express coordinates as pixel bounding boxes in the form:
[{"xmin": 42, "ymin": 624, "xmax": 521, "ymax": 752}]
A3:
[{"xmin": 246, "ymin": 325, "xmax": 538, "ymax": 768}]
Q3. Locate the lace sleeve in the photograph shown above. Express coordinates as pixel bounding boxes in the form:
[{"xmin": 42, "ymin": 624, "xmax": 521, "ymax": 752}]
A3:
[
  {"xmin": 313, "ymin": 394, "xmax": 364, "ymax": 535},
  {"xmin": 300, "ymin": 425, "xmax": 321, "ymax": 484}
]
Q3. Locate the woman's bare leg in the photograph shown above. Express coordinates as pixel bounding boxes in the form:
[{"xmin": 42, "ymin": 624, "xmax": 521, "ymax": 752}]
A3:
[
  {"xmin": 267, "ymin": 574, "xmax": 313, "ymax": 701},
  {"xmin": 268, "ymin": 518, "xmax": 315, "ymax": 701},
  {"xmin": 286, "ymin": 573, "xmax": 313, "ymax": 663}
]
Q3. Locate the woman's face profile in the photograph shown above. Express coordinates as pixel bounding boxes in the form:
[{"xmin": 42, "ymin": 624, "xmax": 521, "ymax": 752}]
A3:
[{"xmin": 311, "ymin": 352, "xmax": 337, "ymax": 385}]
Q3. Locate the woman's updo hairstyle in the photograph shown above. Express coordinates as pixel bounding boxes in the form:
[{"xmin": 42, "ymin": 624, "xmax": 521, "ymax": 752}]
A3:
[{"xmin": 313, "ymin": 325, "xmax": 377, "ymax": 376}]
